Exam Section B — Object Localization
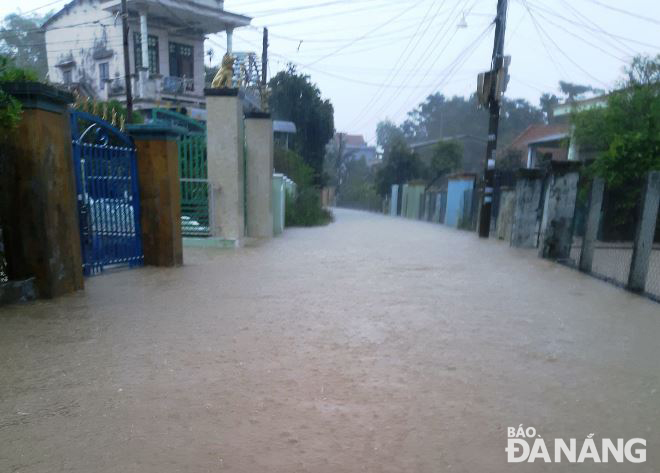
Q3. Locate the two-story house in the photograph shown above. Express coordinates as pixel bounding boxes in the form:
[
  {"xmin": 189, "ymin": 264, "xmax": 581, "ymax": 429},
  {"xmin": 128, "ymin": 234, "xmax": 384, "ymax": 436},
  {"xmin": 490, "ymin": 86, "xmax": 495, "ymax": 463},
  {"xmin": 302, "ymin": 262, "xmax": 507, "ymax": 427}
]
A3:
[{"xmin": 43, "ymin": 0, "xmax": 250, "ymax": 116}]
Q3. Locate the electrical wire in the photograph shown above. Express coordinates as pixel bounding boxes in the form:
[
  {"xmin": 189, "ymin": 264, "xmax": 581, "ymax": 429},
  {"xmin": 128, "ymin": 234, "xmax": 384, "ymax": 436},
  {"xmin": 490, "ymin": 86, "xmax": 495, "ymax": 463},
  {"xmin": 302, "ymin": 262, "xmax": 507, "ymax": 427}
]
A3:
[{"xmin": 345, "ymin": 0, "xmax": 449, "ymax": 129}]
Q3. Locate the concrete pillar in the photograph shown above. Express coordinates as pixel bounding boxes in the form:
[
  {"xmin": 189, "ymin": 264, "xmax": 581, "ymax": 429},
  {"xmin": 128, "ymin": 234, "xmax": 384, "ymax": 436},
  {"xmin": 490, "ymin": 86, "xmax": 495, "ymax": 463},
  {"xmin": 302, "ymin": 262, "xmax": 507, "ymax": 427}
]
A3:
[
  {"xmin": 390, "ymin": 185, "xmax": 399, "ymax": 216},
  {"xmin": 0, "ymin": 82, "xmax": 83, "ymax": 298},
  {"xmin": 140, "ymin": 12, "xmax": 149, "ymax": 69},
  {"xmin": 496, "ymin": 188, "xmax": 516, "ymax": 241},
  {"xmin": 539, "ymin": 161, "xmax": 581, "ymax": 260},
  {"xmin": 628, "ymin": 171, "xmax": 660, "ymax": 293},
  {"xmin": 205, "ymin": 88, "xmax": 245, "ymax": 243},
  {"xmin": 511, "ymin": 169, "xmax": 544, "ymax": 248},
  {"xmin": 127, "ymin": 124, "xmax": 184, "ymax": 267},
  {"xmin": 245, "ymin": 112, "xmax": 274, "ymax": 238},
  {"xmin": 579, "ymin": 177, "xmax": 605, "ymax": 273},
  {"xmin": 272, "ymin": 173, "xmax": 285, "ymax": 235},
  {"xmin": 226, "ymin": 28, "xmax": 234, "ymax": 54}
]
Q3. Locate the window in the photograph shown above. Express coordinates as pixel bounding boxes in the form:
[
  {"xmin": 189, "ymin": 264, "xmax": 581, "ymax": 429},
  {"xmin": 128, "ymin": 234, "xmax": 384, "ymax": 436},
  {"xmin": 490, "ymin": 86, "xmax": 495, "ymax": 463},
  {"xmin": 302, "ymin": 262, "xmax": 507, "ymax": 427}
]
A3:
[
  {"xmin": 169, "ymin": 42, "xmax": 194, "ymax": 91},
  {"xmin": 63, "ymin": 69, "xmax": 72, "ymax": 84},
  {"xmin": 99, "ymin": 62, "xmax": 109, "ymax": 88},
  {"xmin": 134, "ymin": 33, "xmax": 159, "ymax": 74}
]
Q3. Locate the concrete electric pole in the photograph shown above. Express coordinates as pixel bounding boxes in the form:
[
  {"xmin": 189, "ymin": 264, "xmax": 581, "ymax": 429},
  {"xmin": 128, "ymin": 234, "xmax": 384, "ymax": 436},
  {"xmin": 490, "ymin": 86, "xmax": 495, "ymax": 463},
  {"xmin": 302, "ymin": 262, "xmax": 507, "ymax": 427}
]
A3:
[
  {"xmin": 477, "ymin": 0, "xmax": 509, "ymax": 238},
  {"xmin": 120, "ymin": 0, "xmax": 133, "ymax": 122},
  {"xmin": 262, "ymin": 27, "xmax": 268, "ymax": 86}
]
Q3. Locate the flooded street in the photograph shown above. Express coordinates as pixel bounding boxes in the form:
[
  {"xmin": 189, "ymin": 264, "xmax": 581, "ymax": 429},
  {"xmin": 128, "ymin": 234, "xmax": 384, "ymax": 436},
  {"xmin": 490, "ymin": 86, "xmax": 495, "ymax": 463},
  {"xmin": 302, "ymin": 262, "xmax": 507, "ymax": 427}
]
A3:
[{"xmin": 1, "ymin": 208, "xmax": 658, "ymax": 472}]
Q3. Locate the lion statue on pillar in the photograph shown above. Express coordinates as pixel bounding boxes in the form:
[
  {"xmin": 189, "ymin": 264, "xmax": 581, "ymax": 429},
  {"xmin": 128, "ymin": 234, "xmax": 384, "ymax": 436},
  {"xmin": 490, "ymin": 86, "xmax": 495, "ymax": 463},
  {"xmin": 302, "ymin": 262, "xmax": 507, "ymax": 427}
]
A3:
[{"xmin": 211, "ymin": 54, "xmax": 235, "ymax": 89}]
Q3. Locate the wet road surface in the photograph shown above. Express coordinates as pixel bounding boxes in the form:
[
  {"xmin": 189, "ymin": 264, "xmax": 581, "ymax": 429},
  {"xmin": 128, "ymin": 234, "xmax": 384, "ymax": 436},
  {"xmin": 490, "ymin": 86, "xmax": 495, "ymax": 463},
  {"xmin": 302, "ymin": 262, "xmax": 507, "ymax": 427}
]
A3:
[{"xmin": 1, "ymin": 208, "xmax": 659, "ymax": 472}]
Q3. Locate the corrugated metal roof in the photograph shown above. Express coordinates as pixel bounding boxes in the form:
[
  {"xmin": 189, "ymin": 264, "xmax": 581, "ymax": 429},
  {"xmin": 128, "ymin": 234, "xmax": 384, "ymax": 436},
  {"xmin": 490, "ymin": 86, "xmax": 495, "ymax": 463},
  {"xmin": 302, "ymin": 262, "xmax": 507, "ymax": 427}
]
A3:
[{"xmin": 273, "ymin": 120, "xmax": 296, "ymax": 134}]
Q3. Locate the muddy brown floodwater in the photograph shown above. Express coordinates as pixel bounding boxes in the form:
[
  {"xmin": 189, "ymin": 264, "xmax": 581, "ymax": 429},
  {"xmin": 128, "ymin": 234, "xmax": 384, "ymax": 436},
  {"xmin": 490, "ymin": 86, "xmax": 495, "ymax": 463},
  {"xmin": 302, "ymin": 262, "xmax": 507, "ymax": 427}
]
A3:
[{"xmin": 1, "ymin": 209, "xmax": 659, "ymax": 472}]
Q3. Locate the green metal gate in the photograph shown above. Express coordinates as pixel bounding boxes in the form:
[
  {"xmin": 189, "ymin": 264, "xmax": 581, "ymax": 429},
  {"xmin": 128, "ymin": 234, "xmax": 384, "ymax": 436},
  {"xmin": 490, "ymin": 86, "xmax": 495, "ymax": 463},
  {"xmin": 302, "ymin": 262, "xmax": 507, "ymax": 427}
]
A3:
[{"xmin": 151, "ymin": 109, "xmax": 211, "ymax": 237}]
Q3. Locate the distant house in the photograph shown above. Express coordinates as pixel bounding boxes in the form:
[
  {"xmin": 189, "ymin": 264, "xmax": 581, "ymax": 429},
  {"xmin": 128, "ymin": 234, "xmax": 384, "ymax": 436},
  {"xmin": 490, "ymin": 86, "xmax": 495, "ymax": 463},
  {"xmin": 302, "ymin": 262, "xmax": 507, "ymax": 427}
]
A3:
[
  {"xmin": 333, "ymin": 133, "xmax": 379, "ymax": 166},
  {"xmin": 273, "ymin": 120, "xmax": 297, "ymax": 150},
  {"xmin": 501, "ymin": 94, "xmax": 610, "ymax": 169},
  {"xmin": 553, "ymin": 93, "xmax": 609, "ymax": 162},
  {"xmin": 409, "ymin": 134, "xmax": 487, "ymax": 175},
  {"xmin": 501, "ymin": 124, "xmax": 570, "ymax": 168},
  {"xmin": 43, "ymin": 0, "xmax": 250, "ymax": 117}
]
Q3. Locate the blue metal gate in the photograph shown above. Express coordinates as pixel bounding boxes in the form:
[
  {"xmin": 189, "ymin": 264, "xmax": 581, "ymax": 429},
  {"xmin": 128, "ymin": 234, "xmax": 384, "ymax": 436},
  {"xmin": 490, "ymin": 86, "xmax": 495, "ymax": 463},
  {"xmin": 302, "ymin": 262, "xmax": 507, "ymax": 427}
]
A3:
[{"xmin": 70, "ymin": 110, "xmax": 144, "ymax": 276}]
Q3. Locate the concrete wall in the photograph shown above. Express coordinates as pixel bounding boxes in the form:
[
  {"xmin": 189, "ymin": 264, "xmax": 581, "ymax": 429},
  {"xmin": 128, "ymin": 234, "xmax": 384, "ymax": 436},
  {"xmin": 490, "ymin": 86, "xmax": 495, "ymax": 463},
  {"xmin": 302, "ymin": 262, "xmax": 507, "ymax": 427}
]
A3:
[
  {"xmin": 446, "ymin": 177, "xmax": 475, "ymax": 227},
  {"xmin": 245, "ymin": 114, "xmax": 274, "ymax": 238},
  {"xmin": 538, "ymin": 163, "xmax": 580, "ymax": 259},
  {"xmin": 511, "ymin": 170, "xmax": 544, "ymax": 248},
  {"xmin": 404, "ymin": 185, "xmax": 425, "ymax": 219},
  {"xmin": 390, "ymin": 185, "xmax": 399, "ymax": 216},
  {"xmin": 496, "ymin": 188, "xmax": 516, "ymax": 242}
]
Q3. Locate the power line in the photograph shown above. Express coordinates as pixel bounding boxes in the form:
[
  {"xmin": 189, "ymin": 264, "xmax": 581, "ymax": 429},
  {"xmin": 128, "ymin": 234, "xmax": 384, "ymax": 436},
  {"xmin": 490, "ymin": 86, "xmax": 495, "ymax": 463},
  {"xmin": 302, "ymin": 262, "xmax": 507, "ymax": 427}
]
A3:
[
  {"xmin": 519, "ymin": 0, "xmax": 568, "ymax": 78},
  {"xmin": 522, "ymin": 0, "xmax": 610, "ymax": 87},
  {"xmin": 346, "ymin": 0, "xmax": 448, "ymax": 129},
  {"xmin": 579, "ymin": 0, "xmax": 660, "ymax": 26},
  {"xmin": 520, "ymin": 0, "xmax": 660, "ymax": 50},
  {"xmin": 17, "ymin": 0, "xmax": 67, "ymax": 15},
  {"xmin": 528, "ymin": 3, "xmax": 628, "ymax": 62},
  {"xmin": 370, "ymin": 0, "xmax": 474, "ymax": 127},
  {"xmin": 303, "ymin": 0, "xmax": 424, "ymax": 67}
]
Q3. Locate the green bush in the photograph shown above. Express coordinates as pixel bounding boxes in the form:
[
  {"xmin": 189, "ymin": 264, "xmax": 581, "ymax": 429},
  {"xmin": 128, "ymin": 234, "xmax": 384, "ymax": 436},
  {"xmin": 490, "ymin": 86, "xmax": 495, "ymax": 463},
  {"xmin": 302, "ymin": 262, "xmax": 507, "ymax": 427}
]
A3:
[
  {"xmin": 274, "ymin": 147, "xmax": 314, "ymax": 187},
  {"xmin": 0, "ymin": 55, "xmax": 37, "ymax": 134},
  {"xmin": 285, "ymin": 188, "xmax": 333, "ymax": 227}
]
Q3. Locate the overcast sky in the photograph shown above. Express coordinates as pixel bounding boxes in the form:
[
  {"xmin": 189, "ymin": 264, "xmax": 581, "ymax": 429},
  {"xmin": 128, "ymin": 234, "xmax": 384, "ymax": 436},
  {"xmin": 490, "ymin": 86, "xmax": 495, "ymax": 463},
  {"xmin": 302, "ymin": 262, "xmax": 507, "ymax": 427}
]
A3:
[{"xmin": 3, "ymin": 0, "xmax": 660, "ymax": 143}]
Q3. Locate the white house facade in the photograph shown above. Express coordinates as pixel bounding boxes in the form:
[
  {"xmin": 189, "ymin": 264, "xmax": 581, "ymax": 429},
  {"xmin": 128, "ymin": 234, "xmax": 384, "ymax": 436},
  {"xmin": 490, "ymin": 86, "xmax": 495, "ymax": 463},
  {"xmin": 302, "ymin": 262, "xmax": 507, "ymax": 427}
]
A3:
[{"xmin": 43, "ymin": 0, "xmax": 250, "ymax": 114}]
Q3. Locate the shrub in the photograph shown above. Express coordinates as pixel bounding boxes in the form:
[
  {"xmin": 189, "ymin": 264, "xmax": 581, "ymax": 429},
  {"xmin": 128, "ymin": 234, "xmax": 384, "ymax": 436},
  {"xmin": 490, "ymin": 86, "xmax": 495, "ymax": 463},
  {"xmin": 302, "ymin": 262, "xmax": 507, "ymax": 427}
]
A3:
[{"xmin": 285, "ymin": 188, "xmax": 333, "ymax": 227}]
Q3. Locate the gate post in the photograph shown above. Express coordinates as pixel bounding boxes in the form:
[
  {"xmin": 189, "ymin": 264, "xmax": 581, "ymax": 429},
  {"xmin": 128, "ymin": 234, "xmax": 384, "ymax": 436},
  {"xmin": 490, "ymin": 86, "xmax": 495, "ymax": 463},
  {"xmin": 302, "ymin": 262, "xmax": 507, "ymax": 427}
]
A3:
[
  {"xmin": 511, "ymin": 168, "xmax": 545, "ymax": 248},
  {"xmin": 538, "ymin": 161, "xmax": 581, "ymax": 260},
  {"xmin": 127, "ymin": 124, "xmax": 184, "ymax": 267},
  {"xmin": 628, "ymin": 171, "xmax": 660, "ymax": 293},
  {"xmin": 245, "ymin": 112, "xmax": 274, "ymax": 238},
  {"xmin": 0, "ymin": 82, "xmax": 83, "ymax": 298},
  {"xmin": 579, "ymin": 177, "xmax": 605, "ymax": 273},
  {"xmin": 205, "ymin": 88, "xmax": 245, "ymax": 245}
]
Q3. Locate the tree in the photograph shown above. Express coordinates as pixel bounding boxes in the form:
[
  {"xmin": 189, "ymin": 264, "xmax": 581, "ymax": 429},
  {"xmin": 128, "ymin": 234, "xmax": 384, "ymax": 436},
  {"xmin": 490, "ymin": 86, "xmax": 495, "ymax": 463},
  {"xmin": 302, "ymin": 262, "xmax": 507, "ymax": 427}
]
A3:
[
  {"xmin": 496, "ymin": 148, "xmax": 523, "ymax": 170},
  {"xmin": 430, "ymin": 140, "xmax": 462, "ymax": 178},
  {"xmin": 558, "ymin": 81, "xmax": 599, "ymax": 101},
  {"xmin": 539, "ymin": 93, "xmax": 559, "ymax": 123},
  {"xmin": 400, "ymin": 93, "xmax": 543, "ymax": 149},
  {"xmin": 269, "ymin": 65, "xmax": 334, "ymax": 185},
  {"xmin": 0, "ymin": 13, "xmax": 49, "ymax": 79},
  {"xmin": 374, "ymin": 137, "xmax": 424, "ymax": 196},
  {"xmin": 377, "ymin": 119, "xmax": 406, "ymax": 151},
  {"xmin": 336, "ymin": 157, "xmax": 381, "ymax": 211},
  {"xmin": 572, "ymin": 54, "xmax": 660, "ymax": 228}
]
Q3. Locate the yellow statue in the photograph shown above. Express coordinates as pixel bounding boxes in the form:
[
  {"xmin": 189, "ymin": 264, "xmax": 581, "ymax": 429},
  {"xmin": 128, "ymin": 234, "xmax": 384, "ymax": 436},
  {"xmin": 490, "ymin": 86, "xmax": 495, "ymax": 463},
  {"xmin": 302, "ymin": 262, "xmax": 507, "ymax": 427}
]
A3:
[{"xmin": 211, "ymin": 53, "xmax": 235, "ymax": 88}]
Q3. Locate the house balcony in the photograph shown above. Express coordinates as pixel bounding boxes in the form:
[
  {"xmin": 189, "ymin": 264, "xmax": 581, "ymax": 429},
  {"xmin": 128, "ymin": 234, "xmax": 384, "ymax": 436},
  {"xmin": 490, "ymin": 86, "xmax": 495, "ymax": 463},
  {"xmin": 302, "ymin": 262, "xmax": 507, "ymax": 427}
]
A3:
[
  {"xmin": 100, "ymin": 0, "xmax": 250, "ymax": 35},
  {"xmin": 106, "ymin": 70, "xmax": 203, "ymax": 109}
]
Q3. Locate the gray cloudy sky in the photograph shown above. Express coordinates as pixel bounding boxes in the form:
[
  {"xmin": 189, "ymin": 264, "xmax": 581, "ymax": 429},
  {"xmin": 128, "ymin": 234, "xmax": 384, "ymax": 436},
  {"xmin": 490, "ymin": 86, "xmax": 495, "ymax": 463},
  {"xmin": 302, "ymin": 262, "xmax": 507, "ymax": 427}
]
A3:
[{"xmin": 3, "ymin": 0, "xmax": 660, "ymax": 143}]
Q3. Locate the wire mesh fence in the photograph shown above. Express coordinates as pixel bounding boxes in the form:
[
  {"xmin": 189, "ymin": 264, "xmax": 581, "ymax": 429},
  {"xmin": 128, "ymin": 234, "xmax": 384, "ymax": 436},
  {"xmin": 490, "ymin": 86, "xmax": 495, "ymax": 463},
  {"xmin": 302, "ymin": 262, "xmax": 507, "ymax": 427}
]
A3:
[{"xmin": 589, "ymin": 183, "xmax": 640, "ymax": 286}]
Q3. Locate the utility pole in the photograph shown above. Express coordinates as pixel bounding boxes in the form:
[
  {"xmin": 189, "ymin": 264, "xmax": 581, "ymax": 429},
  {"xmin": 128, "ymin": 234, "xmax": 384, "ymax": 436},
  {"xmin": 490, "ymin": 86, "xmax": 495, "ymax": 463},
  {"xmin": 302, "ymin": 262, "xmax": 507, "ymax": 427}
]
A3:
[
  {"xmin": 120, "ymin": 0, "xmax": 133, "ymax": 122},
  {"xmin": 477, "ymin": 0, "xmax": 508, "ymax": 238},
  {"xmin": 261, "ymin": 27, "xmax": 268, "ymax": 86}
]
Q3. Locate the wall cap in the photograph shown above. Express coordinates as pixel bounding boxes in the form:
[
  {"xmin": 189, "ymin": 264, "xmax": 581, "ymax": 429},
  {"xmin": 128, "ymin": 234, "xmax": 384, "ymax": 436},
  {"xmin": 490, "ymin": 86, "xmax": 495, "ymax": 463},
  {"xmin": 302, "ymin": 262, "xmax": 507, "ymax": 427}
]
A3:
[
  {"xmin": 204, "ymin": 87, "xmax": 239, "ymax": 97},
  {"xmin": 126, "ymin": 123, "xmax": 186, "ymax": 141},
  {"xmin": 1, "ymin": 81, "xmax": 73, "ymax": 113},
  {"xmin": 245, "ymin": 111, "xmax": 271, "ymax": 119}
]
